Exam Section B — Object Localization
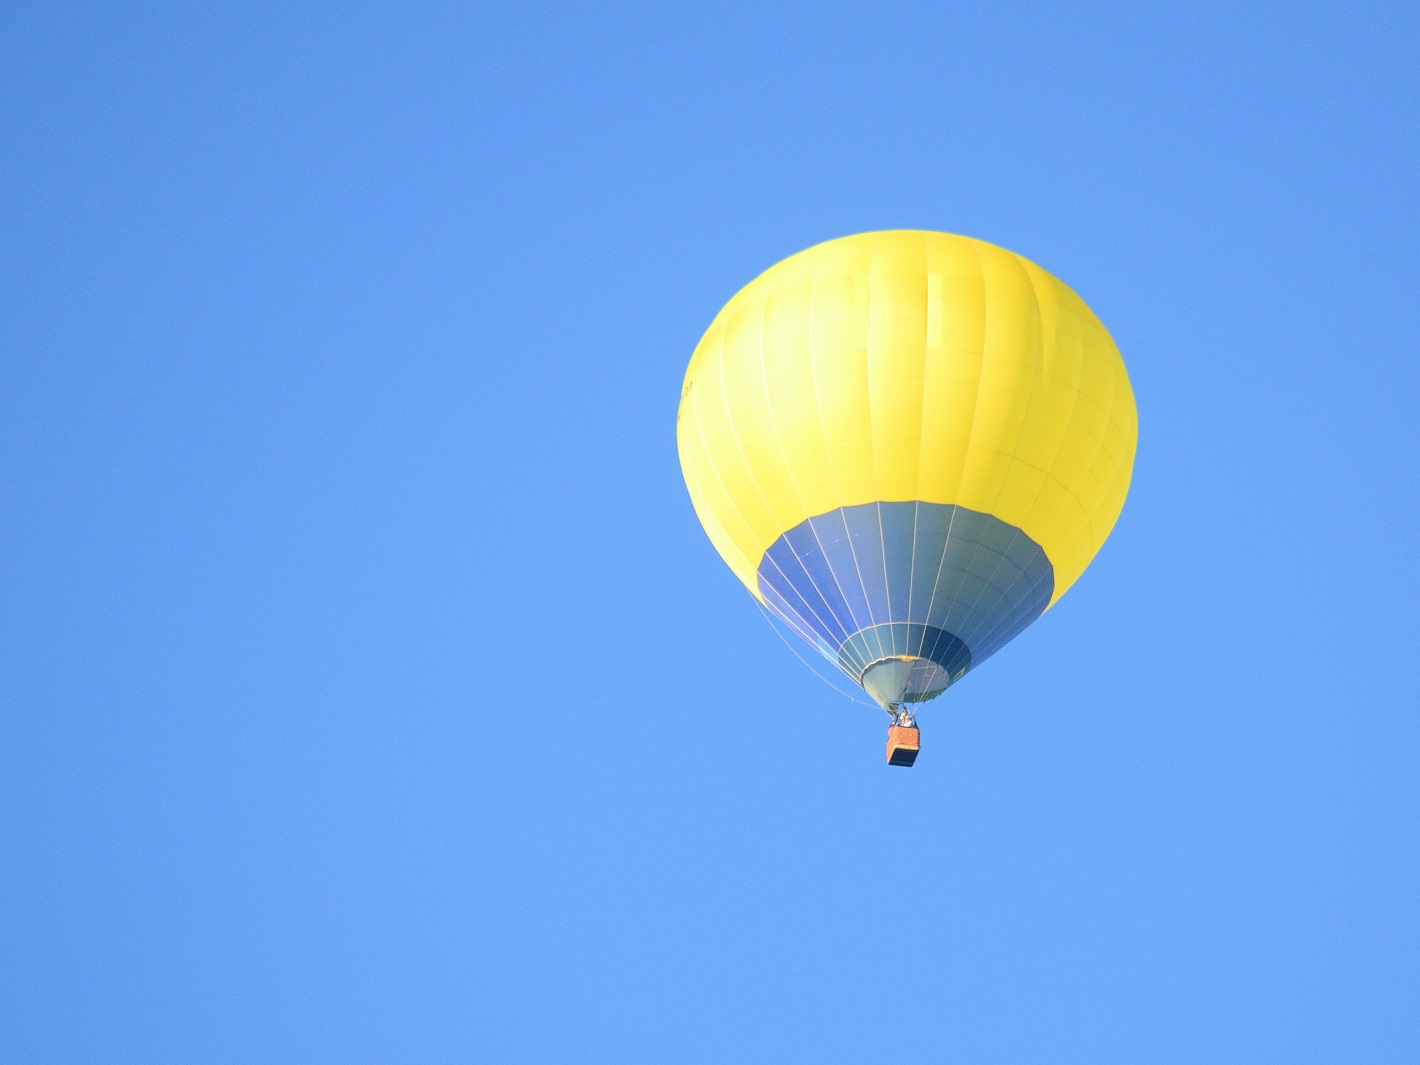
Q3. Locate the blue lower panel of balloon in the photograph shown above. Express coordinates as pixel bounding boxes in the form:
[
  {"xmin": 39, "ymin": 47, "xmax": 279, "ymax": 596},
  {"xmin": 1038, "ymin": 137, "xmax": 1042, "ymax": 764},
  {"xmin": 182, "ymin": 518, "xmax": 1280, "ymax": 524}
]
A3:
[{"xmin": 755, "ymin": 502, "xmax": 1055, "ymax": 697}]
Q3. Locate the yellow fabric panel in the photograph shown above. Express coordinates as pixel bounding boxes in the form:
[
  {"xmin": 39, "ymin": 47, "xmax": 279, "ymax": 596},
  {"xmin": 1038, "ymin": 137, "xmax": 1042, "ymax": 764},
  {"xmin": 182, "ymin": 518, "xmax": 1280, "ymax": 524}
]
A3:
[
  {"xmin": 679, "ymin": 355, "xmax": 759, "ymax": 588},
  {"xmin": 677, "ymin": 230, "xmax": 1137, "ymax": 607}
]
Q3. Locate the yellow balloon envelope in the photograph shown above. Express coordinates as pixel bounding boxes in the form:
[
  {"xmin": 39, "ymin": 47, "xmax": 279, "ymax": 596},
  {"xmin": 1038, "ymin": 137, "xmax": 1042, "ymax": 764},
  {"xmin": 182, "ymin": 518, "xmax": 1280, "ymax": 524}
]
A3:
[{"xmin": 677, "ymin": 231, "xmax": 1137, "ymax": 715}]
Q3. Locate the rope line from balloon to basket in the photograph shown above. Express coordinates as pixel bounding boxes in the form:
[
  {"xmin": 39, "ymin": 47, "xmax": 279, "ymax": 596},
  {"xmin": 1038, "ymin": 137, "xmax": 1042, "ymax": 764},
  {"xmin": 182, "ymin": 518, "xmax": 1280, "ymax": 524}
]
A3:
[
  {"xmin": 752, "ymin": 598, "xmax": 876, "ymax": 708},
  {"xmin": 756, "ymin": 599, "xmax": 917, "ymax": 725},
  {"xmin": 691, "ymin": 417, "xmax": 864, "ymax": 670}
]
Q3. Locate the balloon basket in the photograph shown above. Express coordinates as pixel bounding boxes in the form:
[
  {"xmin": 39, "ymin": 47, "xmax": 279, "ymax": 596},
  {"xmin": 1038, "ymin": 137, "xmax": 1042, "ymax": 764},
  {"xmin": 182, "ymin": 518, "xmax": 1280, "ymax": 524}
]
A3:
[{"xmin": 886, "ymin": 725, "xmax": 920, "ymax": 767}]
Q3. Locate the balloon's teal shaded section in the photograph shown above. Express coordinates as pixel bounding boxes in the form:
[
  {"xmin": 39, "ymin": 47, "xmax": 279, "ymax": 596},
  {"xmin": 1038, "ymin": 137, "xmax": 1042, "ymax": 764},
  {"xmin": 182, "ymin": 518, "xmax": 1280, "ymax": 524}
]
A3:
[
  {"xmin": 838, "ymin": 623, "xmax": 970, "ymax": 683},
  {"xmin": 755, "ymin": 502, "xmax": 1055, "ymax": 698}
]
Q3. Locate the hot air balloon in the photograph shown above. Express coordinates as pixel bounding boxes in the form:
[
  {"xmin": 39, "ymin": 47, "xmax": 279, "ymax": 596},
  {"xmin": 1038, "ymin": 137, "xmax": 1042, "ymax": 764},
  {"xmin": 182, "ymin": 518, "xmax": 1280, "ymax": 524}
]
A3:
[{"xmin": 676, "ymin": 231, "xmax": 1137, "ymax": 766}]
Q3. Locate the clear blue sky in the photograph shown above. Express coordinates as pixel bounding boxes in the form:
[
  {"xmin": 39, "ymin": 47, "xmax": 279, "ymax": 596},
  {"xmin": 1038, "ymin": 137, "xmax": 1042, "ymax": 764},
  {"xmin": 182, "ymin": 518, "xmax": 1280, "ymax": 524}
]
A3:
[{"xmin": 3, "ymin": 3, "xmax": 1417, "ymax": 1062}]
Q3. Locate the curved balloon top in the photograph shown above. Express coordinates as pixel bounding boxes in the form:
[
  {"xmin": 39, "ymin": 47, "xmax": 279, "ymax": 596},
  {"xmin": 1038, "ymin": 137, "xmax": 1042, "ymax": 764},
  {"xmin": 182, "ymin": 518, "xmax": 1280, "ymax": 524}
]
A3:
[{"xmin": 677, "ymin": 231, "xmax": 1137, "ymax": 709}]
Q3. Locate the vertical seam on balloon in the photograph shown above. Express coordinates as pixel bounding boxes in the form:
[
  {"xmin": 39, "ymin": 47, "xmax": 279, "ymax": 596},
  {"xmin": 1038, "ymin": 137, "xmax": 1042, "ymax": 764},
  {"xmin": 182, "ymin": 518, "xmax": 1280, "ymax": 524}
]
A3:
[
  {"xmin": 951, "ymin": 253, "xmax": 1047, "ymax": 652},
  {"xmin": 1024, "ymin": 310, "xmax": 1090, "ymax": 545},
  {"xmin": 954, "ymin": 526, "xmax": 1050, "ymax": 660},
  {"xmin": 715, "ymin": 296, "xmax": 846, "ymax": 650},
  {"xmin": 1017, "ymin": 290, "xmax": 1098, "ymax": 606},
  {"xmin": 753, "ymin": 269, "xmax": 865, "ymax": 644},
  {"xmin": 685, "ymin": 341, "xmax": 760, "ymax": 590},
  {"xmin": 1078, "ymin": 326, "xmax": 1128, "ymax": 560},
  {"xmin": 1086, "ymin": 394, "xmax": 1138, "ymax": 559},
  {"xmin": 1054, "ymin": 397, "xmax": 1133, "ymax": 600},
  {"xmin": 963, "ymin": 556, "xmax": 1055, "ymax": 667},
  {"xmin": 691, "ymin": 316, "xmax": 781, "ymax": 593},
  {"xmin": 682, "ymin": 406, "xmax": 763, "ymax": 587},
  {"xmin": 873, "ymin": 500, "xmax": 897, "ymax": 656},
  {"xmin": 919, "ymin": 240, "xmax": 991, "ymax": 633},
  {"xmin": 761, "ymin": 265, "xmax": 866, "ymax": 652},
  {"xmin": 958, "ymin": 524, "xmax": 1051, "ymax": 655},
  {"xmin": 756, "ymin": 550, "xmax": 849, "ymax": 663},
  {"xmin": 1018, "ymin": 275, "xmax": 1087, "ymax": 525},
  {"xmin": 907, "ymin": 232, "xmax": 931, "ymax": 659},
  {"xmin": 799, "ymin": 264, "xmax": 871, "ymax": 644},
  {"xmin": 1074, "ymin": 339, "xmax": 1129, "ymax": 570},
  {"xmin": 909, "ymin": 500, "xmax": 922, "ymax": 627},
  {"xmin": 805, "ymin": 251, "xmax": 889, "ymax": 672},
  {"xmin": 959, "ymin": 265, "xmax": 1078, "ymax": 648},
  {"xmin": 854, "ymin": 242, "xmax": 890, "ymax": 663},
  {"xmin": 1042, "ymin": 312, "xmax": 1130, "ymax": 603},
  {"xmin": 695, "ymin": 262, "xmax": 858, "ymax": 660},
  {"xmin": 758, "ymin": 539, "xmax": 852, "ymax": 653},
  {"xmin": 955, "ymin": 259, "xmax": 1058, "ymax": 653}
]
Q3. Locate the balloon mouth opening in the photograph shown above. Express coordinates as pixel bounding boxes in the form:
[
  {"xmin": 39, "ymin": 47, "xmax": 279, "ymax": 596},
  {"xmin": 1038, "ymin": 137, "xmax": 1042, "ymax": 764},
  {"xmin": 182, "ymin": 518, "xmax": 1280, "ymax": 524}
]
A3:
[
  {"xmin": 860, "ymin": 656, "xmax": 955, "ymax": 708},
  {"xmin": 833, "ymin": 622, "xmax": 973, "ymax": 708}
]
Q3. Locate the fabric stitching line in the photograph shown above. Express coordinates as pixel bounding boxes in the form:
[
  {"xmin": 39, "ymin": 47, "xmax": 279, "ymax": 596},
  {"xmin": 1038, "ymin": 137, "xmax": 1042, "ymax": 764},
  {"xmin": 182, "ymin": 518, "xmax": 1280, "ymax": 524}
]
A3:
[
  {"xmin": 805, "ymin": 253, "xmax": 893, "ymax": 682},
  {"xmin": 954, "ymin": 258, "xmax": 1058, "ymax": 652},
  {"xmin": 919, "ymin": 239, "xmax": 992, "ymax": 635},
  {"xmin": 751, "ymin": 271, "xmax": 863, "ymax": 645},
  {"xmin": 950, "ymin": 252, "xmax": 1048, "ymax": 651}
]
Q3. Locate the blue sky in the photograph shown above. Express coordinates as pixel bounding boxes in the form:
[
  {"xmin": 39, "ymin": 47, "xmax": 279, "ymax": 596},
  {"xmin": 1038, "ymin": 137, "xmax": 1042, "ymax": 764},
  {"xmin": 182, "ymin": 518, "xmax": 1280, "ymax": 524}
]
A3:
[{"xmin": 3, "ymin": 3, "xmax": 1417, "ymax": 1062}]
